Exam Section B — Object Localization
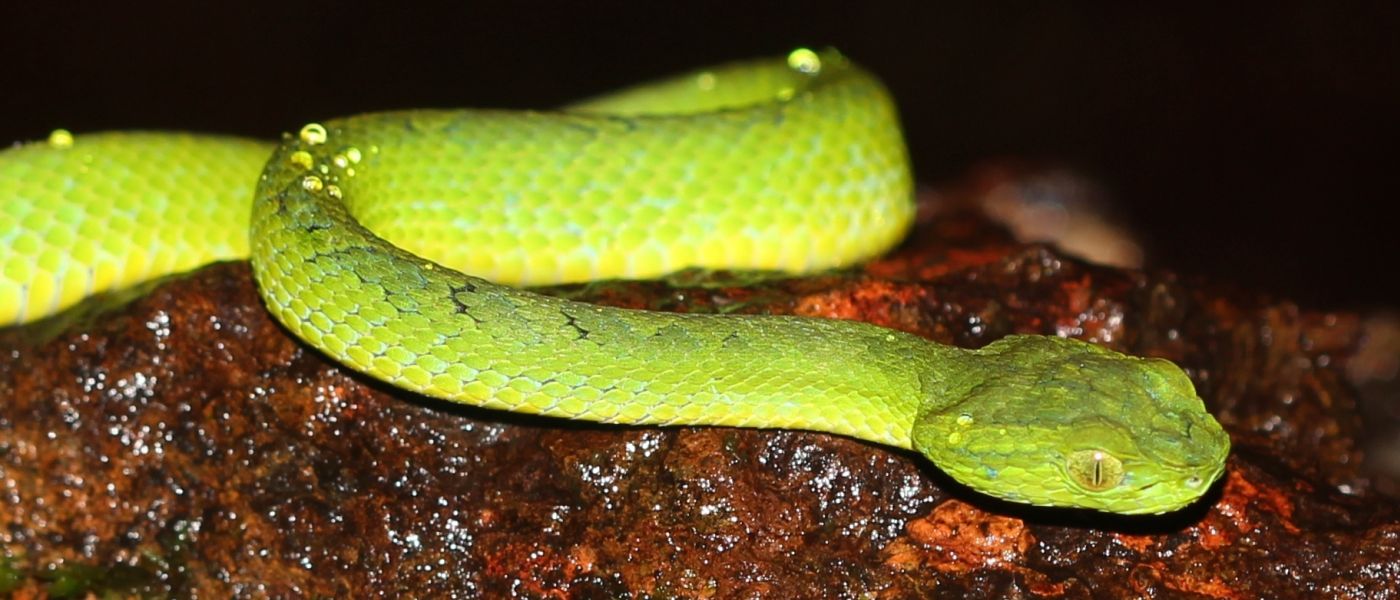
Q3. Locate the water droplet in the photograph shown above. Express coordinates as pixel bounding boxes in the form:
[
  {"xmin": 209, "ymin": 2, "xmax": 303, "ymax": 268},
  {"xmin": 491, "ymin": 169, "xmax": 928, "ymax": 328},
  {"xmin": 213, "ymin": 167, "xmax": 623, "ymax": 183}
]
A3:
[
  {"xmin": 946, "ymin": 431, "xmax": 962, "ymax": 445},
  {"xmin": 786, "ymin": 48, "xmax": 822, "ymax": 75},
  {"xmin": 344, "ymin": 147, "xmax": 362, "ymax": 164},
  {"xmin": 695, "ymin": 72, "xmax": 716, "ymax": 91},
  {"xmin": 332, "ymin": 154, "xmax": 349, "ymax": 169},
  {"xmin": 289, "ymin": 151, "xmax": 314, "ymax": 170},
  {"xmin": 326, "ymin": 184, "xmax": 342, "ymax": 199},
  {"xmin": 956, "ymin": 414, "xmax": 974, "ymax": 427},
  {"xmin": 299, "ymin": 123, "xmax": 328, "ymax": 145},
  {"xmin": 47, "ymin": 129, "xmax": 74, "ymax": 148},
  {"xmin": 301, "ymin": 175, "xmax": 324, "ymax": 193}
]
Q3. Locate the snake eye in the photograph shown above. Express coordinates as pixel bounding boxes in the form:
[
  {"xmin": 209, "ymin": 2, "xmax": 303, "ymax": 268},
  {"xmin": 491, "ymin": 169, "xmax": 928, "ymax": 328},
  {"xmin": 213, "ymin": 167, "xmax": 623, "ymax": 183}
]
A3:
[{"xmin": 1066, "ymin": 449, "xmax": 1125, "ymax": 491}]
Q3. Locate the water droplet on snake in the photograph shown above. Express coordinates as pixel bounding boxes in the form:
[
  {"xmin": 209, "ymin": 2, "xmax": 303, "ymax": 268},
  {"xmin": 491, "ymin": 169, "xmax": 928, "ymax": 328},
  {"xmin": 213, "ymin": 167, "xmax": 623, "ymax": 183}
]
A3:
[
  {"xmin": 289, "ymin": 151, "xmax": 314, "ymax": 171},
  {"xmin": 299, "ymin": 123, "xmax": 328, "ymax": 145},
  {"xmin": 786, "ymin": 48, "xmax": 822, "ymax": 75},
  {"xmin": 695, "ymin": 72, "xmax": 716, "ymax": 91},
  {"xmin": 47, "ymin": 129, "xmax": 74, "ymax": 149}
]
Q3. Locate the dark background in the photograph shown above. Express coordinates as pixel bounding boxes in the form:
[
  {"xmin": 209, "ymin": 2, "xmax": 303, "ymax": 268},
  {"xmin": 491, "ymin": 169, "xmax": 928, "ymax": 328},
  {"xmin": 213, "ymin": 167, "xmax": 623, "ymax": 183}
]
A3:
[{"xmin": 3, "ymin": 3, "xmax": 1396, "ymax": 310}]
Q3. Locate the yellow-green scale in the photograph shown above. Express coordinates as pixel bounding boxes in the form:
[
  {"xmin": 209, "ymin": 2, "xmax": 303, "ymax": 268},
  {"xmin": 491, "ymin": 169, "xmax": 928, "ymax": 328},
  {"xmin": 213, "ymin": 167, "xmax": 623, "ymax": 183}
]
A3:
[{"xmin": 0, "ymin": 132, "xmax": 269, "ymax": 324}]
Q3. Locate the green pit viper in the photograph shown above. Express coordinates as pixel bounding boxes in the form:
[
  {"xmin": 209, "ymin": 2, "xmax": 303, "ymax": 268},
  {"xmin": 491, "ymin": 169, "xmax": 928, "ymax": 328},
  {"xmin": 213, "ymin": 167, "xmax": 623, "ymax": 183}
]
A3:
[{"xmin": 0, "ymin": 49, "xmax": 1228, "ymax": 515}]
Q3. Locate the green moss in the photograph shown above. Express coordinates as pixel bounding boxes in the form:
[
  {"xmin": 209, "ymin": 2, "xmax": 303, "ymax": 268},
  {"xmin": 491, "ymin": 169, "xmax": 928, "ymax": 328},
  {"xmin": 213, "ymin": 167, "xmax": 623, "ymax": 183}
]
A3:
[
  {"xmin": 0, "ymin": 554, "xmax": 24, "ymax": 594},
  {"xmin": 40, "ymin": 562, "xmax": 160, "ymax": 599},
  {"xmin": 2, "ymin": 520, "xmax": 198, "ymax": 598}
]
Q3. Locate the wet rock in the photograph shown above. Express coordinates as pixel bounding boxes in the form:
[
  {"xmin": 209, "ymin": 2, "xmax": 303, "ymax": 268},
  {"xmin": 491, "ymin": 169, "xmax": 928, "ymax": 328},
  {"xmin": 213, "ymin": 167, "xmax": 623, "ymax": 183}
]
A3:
[{"xmin": 0, "ymin": 180, "xmax": 1395, "ymax": 598}]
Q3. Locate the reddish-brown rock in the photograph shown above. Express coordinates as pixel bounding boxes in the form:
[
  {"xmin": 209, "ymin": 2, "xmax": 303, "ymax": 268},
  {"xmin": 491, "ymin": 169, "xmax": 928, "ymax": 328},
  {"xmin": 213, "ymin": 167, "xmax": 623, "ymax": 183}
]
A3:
[{"xmin": 1, "ymin": 179, "xmax": 1395, "ymax": 598}]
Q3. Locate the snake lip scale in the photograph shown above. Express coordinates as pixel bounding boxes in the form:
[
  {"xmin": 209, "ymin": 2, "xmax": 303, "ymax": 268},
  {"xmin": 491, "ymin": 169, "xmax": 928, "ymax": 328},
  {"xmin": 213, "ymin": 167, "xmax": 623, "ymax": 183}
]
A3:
[{"xmin": 0, "ymin": 48, "xmax": 1229, "ymax": 516}]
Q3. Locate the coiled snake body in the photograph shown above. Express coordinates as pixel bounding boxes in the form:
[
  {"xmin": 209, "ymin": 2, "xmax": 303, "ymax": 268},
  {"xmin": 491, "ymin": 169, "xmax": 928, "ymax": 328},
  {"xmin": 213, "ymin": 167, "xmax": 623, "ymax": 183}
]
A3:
[{"xmin": 0, "ymin": 49, "xmax": 1228, "ymax": 514}]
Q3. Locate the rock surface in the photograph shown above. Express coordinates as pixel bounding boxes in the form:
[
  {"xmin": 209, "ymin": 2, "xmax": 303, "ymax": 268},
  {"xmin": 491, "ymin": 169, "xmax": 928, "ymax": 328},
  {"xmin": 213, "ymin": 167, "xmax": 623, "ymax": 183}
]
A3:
[{"xmin": 1, "ymin": 181, "xmax": 1396, "ymax": 598}]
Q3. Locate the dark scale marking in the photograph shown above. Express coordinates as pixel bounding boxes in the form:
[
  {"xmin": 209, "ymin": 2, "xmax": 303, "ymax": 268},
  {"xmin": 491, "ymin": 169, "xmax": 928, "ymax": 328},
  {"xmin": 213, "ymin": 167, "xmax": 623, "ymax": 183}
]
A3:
[
  {"xmin": 599, "ymin": 114, "xmax": 640, "ymax": 132},
  {"xmin": 273, "ymin": 190, "xmax": 293, "ymax": 216},
  {"xmin": 307, "ymin": 248, "xmax": 406, "ymax": 305},
  {"xmin": 561, "ymin": 310, "xmax": 591, "ymax": 341},
  {"xmin": 448, "ymin": 283, "xmax": 486, "ymax": 324},
  {"xmin": 556, "ymin": 119, "xmax": 599, "ymax": 139}
]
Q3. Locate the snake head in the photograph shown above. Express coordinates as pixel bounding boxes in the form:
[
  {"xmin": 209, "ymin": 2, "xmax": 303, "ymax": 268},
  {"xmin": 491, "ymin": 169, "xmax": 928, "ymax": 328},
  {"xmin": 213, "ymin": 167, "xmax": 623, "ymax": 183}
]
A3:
[{"xmin": 911, "ymin": 335, "xmax": 1230, "ymax": 515}]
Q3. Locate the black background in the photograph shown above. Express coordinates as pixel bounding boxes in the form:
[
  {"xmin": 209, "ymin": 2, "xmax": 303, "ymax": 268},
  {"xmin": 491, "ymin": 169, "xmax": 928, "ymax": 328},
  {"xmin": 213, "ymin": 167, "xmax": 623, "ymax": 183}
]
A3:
[{"xmin": 3, "ymin": 2, "xmax": 1396, "ymax": 310}]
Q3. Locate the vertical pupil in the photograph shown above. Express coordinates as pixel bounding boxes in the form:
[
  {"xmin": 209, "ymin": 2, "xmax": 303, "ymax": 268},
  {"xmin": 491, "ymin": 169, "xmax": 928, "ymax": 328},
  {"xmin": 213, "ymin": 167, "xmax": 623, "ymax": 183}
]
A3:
[{"xmin": 1066, "ymin": 449, "xmax": 1124, "ymax": 491}]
